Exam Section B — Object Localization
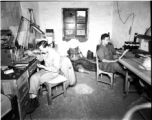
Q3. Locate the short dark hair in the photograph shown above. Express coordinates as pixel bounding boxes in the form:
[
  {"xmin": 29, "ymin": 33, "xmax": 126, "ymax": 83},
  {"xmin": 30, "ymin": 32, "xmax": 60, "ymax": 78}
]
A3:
[
  {"xmin": 101, "ymin": 33, "xmax": 109, "ymax": 40},
  {"xmin": 37, "ymin": 40, "xmax": 50, "ymax": 48}
]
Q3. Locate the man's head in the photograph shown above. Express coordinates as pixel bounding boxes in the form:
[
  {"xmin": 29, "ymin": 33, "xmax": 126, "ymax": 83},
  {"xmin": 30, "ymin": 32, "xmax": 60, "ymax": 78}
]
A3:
[
  {"xmin": 37, "ymin": 40, "xmax": 51, "ymax": 53},
  {"xmin": 101, "ymin": 33, "xmax": 110, "ymax": 46}
]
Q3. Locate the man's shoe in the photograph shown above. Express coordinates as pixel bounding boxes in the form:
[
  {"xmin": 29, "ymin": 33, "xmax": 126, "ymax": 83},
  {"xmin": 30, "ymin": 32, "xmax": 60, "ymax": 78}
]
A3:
[
  {"xmin": 26, "ymin": 105, "xmax": 35, "ymax": 114},
  {"xmin": 26, "ymin": 99, "xmax": 35, "ymax": 114},
  {"xmin": 33, "ymin": 98, "xmax": 39, "ymax": 107},
  {"xmin": 128, "ymin": 74, "xmax": 136, "ymax": 82}
]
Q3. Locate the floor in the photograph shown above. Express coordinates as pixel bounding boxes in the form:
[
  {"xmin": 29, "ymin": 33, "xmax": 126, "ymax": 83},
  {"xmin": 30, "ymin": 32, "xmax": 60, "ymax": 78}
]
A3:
[{"xmin": 24, "ymin": 71, "xmax": 148, "ymax": 120}]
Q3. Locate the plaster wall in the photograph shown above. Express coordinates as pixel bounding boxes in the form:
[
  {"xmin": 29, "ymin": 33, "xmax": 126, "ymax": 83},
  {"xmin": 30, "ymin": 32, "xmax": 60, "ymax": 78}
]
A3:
[
  {"xmin": 112, "ymin": 1, "xmax": 151, "ymax": 48},
  {"xmin": 20, "ymin": 2, "xmax": 40, "ymax": 25},
  {"xmin": 38, "ymin": 2, "xmax": 113, "ymax": 57},
  {"xmin": 1, "ymin": 2, "xmax": 40, "ymax": 45},
  {"xmin": 1, "ymin": 2, "xmax": 40, "ymax": 28},
  {"xmin": 1, "ymin": 2, "xmax": 21, "ymax": 29}
]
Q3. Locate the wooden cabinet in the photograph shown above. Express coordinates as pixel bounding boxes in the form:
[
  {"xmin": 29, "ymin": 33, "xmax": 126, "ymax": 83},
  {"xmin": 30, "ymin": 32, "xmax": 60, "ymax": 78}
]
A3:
[
  {"xmin": 28, "ymin": 60, "xmax": 40, "ymax": 76},
  {"xmin": 1, "ymin": 70, "xmax": 30, "ymax": 120},
  {"xmin": 1, "ymin": 59, "xmax": 39, "ymax": 120}
]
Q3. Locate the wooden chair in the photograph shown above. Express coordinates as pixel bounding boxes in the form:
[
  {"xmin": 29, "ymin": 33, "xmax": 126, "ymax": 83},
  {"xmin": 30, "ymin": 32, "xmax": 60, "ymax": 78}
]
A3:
[
  {"xmin": 43, "ymin": 75, "xmax": 67, "ymax": 105},
  {"xmin": 96, "ymin": 54, "xmax": 115, "ymax": 89}
]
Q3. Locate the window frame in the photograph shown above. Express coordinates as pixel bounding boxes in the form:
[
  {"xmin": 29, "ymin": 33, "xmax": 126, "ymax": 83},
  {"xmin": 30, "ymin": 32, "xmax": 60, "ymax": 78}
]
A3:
[{"xmin": 62, "ymin": 8, "xmax": 88, "ymax": 41}]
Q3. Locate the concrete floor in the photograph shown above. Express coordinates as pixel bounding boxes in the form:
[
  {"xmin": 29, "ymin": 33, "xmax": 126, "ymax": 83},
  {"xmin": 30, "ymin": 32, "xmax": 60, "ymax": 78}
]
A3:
[{"xmin": 24, "ymin": 71, "xmax": 146, "ymax": 120}]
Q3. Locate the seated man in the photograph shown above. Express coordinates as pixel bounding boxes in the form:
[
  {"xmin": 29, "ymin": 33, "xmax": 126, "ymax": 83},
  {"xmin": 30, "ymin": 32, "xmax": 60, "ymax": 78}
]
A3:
[
  {"xmin": 25, "ymin": 40, "xmax": 62, "ymax": 113},
  {"xmin": 96, "ymin": 33, "xmax": 126, "ymax": 76}
]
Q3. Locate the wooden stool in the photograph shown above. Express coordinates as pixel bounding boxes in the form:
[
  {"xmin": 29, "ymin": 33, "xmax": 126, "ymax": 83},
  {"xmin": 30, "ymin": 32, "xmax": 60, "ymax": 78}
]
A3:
[{"xmin": 44, "ymin": 75, "xmax": 67, "ymax": 105}]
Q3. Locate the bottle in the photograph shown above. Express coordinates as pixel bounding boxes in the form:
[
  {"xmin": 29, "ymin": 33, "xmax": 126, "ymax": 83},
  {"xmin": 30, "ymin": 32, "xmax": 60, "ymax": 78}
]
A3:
[
  {"xmin": 52, "ymin": 41, "xmax": 55, "ymax": 48},
  {"xmin": 108, "ymin": 32, "xmax": 110, "ymax": 39},
  {"xmin": 124, "ymin": 42, "xmax": 127, "ymax": 50},
  {"xmin": 133, "ymin": 33, "xmax": 138, "ymax": 42}
]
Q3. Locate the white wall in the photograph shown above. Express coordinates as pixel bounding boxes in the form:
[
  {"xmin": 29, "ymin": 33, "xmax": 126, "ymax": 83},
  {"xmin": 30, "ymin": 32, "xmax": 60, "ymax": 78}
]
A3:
[
  {"xmin": 1, "ymin": 2, "xmax": 21, "ymax": 29},
  {"xmin": 2, "ymin": 1, "xmax": 150, "ymax": 56},
  {"xmin": 38, "ymin": 2, "xmax": 113, "ymax": 57},
  {"xmin": 111, "ymin": 1, "xmax": 151, "ymax": 48},
  {"xmin": 20, "ymin": 2, "xmax": 40, "ymax": 26}
]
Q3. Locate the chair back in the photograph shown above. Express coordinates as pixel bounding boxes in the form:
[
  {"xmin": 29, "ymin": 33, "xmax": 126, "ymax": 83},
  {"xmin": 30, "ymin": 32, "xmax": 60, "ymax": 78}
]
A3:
[
  {"xmin": 95, "ymin": 54, "xmax": 99, "ymax": 71},
  {"xmin": 96, "ymin": 53, "xmax": 101, "ymax": 77},
  {"xmin": 96, "ymin": 44, "xmax": 101, "ymax": 73}
]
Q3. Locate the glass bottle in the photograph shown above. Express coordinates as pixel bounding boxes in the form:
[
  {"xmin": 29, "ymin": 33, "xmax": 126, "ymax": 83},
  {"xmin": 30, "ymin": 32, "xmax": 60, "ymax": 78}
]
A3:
[{"xmin": 133, "ymin": 33, "xmax": 138, "ymax": 42}]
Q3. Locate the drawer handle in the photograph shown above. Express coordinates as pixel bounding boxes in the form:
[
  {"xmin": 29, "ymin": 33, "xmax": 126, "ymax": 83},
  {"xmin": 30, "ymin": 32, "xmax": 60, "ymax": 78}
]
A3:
[
  {"xmin": 22, "ymin": 87, "xmax": 27, "ymax": 92},
  {"xmin": 22, "ymin": 77, "xmax": 27, "ymax": 82},
  {"xmin": 24, "ymin": 100, "xmax": 28, "ymax": 106},
  {"xmin": 30, "ymin": 68, "xmax": 34, "ymax": 72}
]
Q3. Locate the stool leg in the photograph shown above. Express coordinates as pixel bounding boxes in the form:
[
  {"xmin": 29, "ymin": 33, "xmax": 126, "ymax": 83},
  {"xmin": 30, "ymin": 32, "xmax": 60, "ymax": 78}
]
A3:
[
  {"xmin": 125, "ymin": 70, "xmax": 129, "ymax": 94},
  {"xmin": 127, "ymin": 81, "xmax": 130, "ymax": 94},
  {"xmin": 39, "ymin": 85, "xmax": 43, "ymax": 97},
  {"xmin": 63, "ymin": 82, "xmax": 66, "ymax": 97},
  {"xmin": 100, "ymin": 74, "xmax": 103, "ymax": 81},
  {"xmin": 113, "ymin": 74, "xmax": 116, "ymax": 84},
  {"xmin": 97, "ymin": 72, "xmax": 99, "ymax": 83},
  {"xmin": 110, "ymin": 74, "xmax": 114, "ymax": 90},
  {"xmin": 47, "ymin": 84, "xmax": 52, "ymax": 105}
]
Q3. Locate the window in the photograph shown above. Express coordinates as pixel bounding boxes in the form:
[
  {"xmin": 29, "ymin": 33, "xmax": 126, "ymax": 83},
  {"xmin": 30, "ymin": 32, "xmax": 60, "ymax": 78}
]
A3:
[{"xmin": 63, "ymin": 8, "xmax": 88, "ymax": 42}]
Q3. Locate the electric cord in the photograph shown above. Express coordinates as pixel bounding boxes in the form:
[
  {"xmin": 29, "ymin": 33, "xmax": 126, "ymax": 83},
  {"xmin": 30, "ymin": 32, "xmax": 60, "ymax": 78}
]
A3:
[
  {"xmin": 116, "ymin": 1, "xmax": 135, "ymax": 41},
  {"xmin": 2, "ymin": 94, "xmax": 17, "ymax": 119},
  {"xmin": 144, "ymin": 26, "xmax": 151, "ymax": 35},
  {"xmin": 2, "ymin": 93, "xmax": 12, "ymax": 104},
  {"xmin": 116, "ymin": 1, "xmax": 135, "ymax": 25}
]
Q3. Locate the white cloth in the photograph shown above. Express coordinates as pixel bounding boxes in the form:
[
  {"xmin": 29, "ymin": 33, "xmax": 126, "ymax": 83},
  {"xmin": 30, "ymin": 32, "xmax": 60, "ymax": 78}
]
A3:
[{"xmin": 60, "ymin": 56, "xmax": 76, "ymax": 87}]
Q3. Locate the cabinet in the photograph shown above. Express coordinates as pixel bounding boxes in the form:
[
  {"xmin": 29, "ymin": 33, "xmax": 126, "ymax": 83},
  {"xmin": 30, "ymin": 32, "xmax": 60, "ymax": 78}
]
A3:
[
  {"xmin": 1, "ymin": 59, "xmax": 39, "ymax": 120},
  {"xmin": 1, "ymin": 70, "xmax": 30, "ymax": 120}
]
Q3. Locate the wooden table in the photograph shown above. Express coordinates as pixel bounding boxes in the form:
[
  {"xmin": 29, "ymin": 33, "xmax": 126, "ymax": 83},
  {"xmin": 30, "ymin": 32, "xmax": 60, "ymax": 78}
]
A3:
[{"xmin": 118, "ymin": 58, "xmax": 151, "ymax": 94}]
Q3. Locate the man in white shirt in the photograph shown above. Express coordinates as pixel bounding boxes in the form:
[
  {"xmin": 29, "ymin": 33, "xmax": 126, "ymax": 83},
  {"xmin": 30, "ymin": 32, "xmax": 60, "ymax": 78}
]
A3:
[{"xmin": 25, "ymin": 40, "xmax": 61, "ymax": 114}]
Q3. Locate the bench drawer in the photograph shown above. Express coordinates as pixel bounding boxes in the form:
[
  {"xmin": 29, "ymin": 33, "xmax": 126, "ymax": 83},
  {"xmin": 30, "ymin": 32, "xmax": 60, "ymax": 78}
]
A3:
[
  {"xmin": 18, "ymin": 81, "xmax": 29, "ymax": 102},
  {"xmin": 17, "ymin": 71, "xmax": 29, "ymax": 89}
]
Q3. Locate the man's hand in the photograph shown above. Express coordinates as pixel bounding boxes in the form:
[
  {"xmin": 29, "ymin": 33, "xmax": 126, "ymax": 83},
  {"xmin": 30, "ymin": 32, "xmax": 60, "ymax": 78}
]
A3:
[
  {"xmin": 113, "ymin": 54, "xmax": 119, "ymax": 59},
  {"xmin": 33, "ymin": 49, "xmax": 41, "ymax": 54},
  {"xmin": 102, "ymin": 59, "xmax": 118, "ymax": 63},
  {"xmin": 116, "ymin": 50, "xmax": 122, "ymax": 55},
  {"xmin": 113, "ymin": 59, "xmax": 118, "ymax": 62},
  {"xmin": 37, "ymin": 64, "xmax": 44, "ymax": 69},
  {"xmin": 24, "ymin": 50, "xmax": 34, "ymax": 56}
]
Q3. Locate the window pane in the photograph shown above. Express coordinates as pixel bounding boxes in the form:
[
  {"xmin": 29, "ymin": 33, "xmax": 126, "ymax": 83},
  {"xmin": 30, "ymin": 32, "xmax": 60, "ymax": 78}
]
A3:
[
  {"xmin": 77, "ymin": 24, "xmax": 85, "ymax": 29},
  {"xmin": 63, "ymin": 8, "xmax": 88, "ymax": 41},
  {"xmin": 64, "ymin": 11, "xmax": 75, "ymax": 23},
  {"xmin": 77, "ymin": 11, "xmax": 86, "ymax": 23},
  {"xmin": 65, "ymin": 24, "xmax": 75, "ymax": 29},
  {"xmin": 77, "ymin": 30, "xmax": 85, "ymax": 35},
  {"xmin": 65, "ymin": 30, "xmax": 75, "ymax": 37}
]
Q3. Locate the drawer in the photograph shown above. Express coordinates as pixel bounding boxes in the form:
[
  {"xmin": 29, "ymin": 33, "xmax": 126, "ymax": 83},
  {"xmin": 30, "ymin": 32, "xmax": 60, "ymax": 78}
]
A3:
[
  {"xmin": 17, "ymin": 71, "xmax": 29, "ymax": 89},
  {"xmin": 18, "ymin": 81, "xmax": 29, "ymax": 102},
  {"xmin": 20, "ymin": 95, "xmax": 30, "ymax": 119},
  {"xmin": 28, "ymin": 61, "xmax": 39, "ymax": 76},
  {"xmin": 20, "ymin": 93, "xmax": 30, "ymax": 108}
]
